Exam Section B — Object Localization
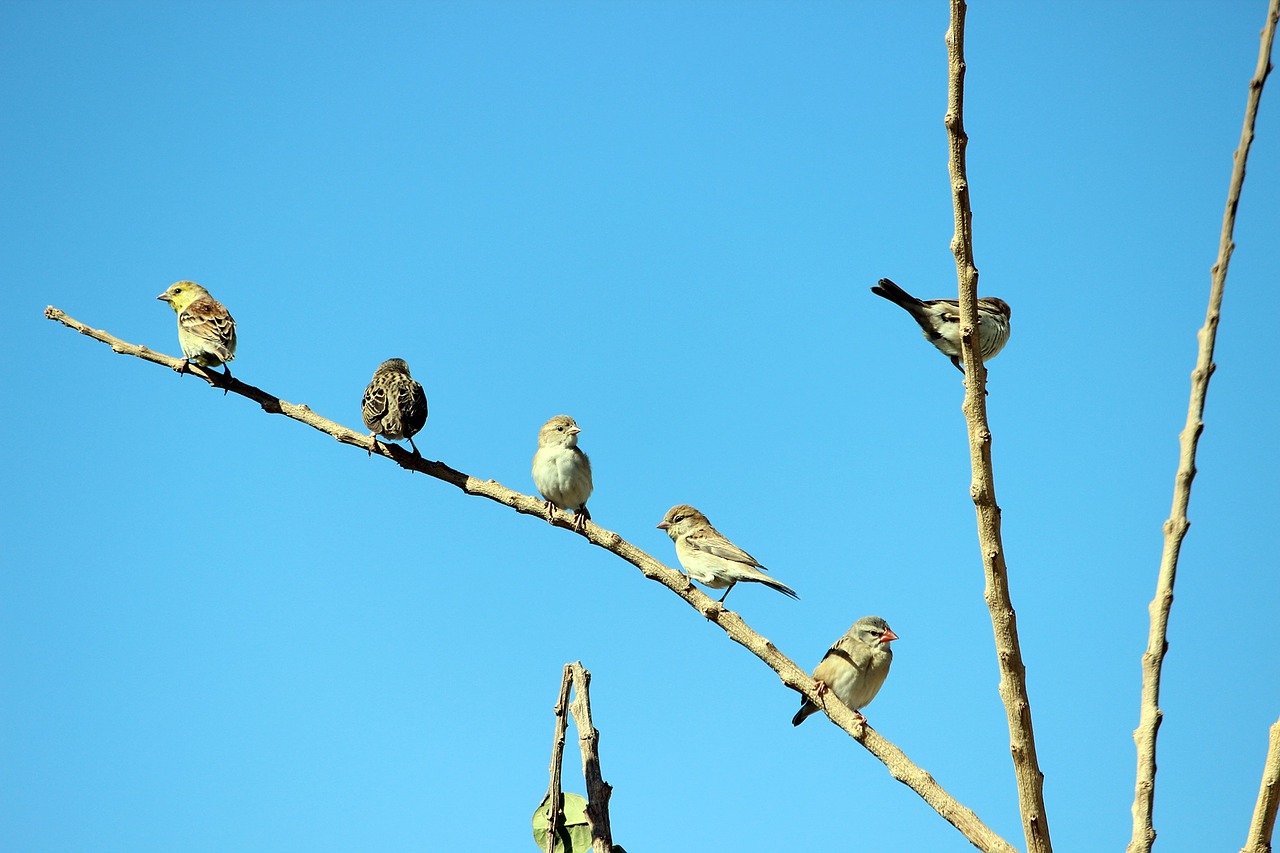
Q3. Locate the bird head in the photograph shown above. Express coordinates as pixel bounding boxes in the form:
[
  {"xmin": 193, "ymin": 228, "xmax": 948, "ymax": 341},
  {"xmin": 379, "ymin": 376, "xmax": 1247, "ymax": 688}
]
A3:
[
  {"xmin": 980, "ymin": 297, "xmax": 1012, "ymax": 320},
  {"xmin": 538, "ymin": 415, "xmax": 581, "ymax": 449},
  {"xmin": 657, "ymin": 504, "xmax": 707, "ymax": 539},
  {"xmin": 855, "ymin": 616, "xmax": 898, "ymax": 647},
  {"xmin": 374, "ymin": 358, "xmax": 412, "ymax": 378},
  {"xmin": 156, "ymin": 281, "xmax": 210, "ymax": 314}
]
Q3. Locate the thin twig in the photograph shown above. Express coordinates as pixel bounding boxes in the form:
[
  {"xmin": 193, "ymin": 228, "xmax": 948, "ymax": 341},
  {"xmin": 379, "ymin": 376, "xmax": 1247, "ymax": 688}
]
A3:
[
  {"xmin": 566, "ymin": 664, "xmax": 614, "ymax": 853},
  {"xmin": 1240, "ymin": 717, "xmax": 1280, "ymax": 853},
  {"xmin": 944, "ymin": 4, "xmax": 1052, "ymax": 853},
  {"xmin": 1128, "ymin": 3, "xmax": 1278, "ymax": 851},
  {"xmin": 543, "ymin": 667, "xmax": 574, "ymax": 853},
  {"xmin": 45, "ymin": 305, "xmax": 1018, "ymax": 853}
]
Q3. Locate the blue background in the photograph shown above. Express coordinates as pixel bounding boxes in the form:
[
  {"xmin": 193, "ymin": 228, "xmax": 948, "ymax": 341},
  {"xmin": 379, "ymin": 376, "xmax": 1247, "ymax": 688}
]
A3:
[{"xmin": 3, "ymin": 2, "xmax": 1277, "ymax": 851}]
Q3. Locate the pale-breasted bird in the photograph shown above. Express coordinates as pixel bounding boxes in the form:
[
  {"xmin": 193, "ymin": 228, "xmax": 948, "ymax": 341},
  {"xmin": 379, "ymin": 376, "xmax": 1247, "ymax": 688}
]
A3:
[
  {"xmin": 792, "ymin": 615, "xmax": 897, "ymax": 726},
  {"xmin": 532, "ymin": 415, "xmax": 593, "ymax": 531},
  {"xmin": 871, "ymin": 278, "xmax": 1011, "ymax": 372},
  {"xmin": 361, "ymin": 358, "xmax": 429, "ymax": 457},
  {"xmin": 657, "ymin": 505, "xmax": 798, "ymax": 602},
  {"xmin": 157, "ymin": 281, "xmax": 237, "ymax": 381}
]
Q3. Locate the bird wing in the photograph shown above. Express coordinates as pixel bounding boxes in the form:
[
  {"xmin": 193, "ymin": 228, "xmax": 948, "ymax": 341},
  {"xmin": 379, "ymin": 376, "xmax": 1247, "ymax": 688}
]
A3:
[
  {"xmin": 817, "ymin": 634, "xmax": 871, "ymax": 677},
  {"xmin": 362, "ymin": 381, "xmax": 389, "ymax": 428},
  {"xmin": 396, "ymin": 378, "xmax": 428, "ymax": 434},
  {"xmin": 180, "ymin": 296, "xmax": 236, "ymax": 354},
  {"xmin": 683, "ymin": 527, "xmax": 762, "ymax": 567}
]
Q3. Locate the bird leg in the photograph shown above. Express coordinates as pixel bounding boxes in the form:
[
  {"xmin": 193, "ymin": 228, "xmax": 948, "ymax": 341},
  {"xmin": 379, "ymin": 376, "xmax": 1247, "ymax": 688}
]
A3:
[
  {"xmin": 543, "ymin": 501, "xmax": 559, "ymax": 524},
  {"xmin": 717, "ymin": 583, "xmax": 737, "ymax": 603},
  {"xmin": 367, "ymin": 433, "xmax": 381, "ymax": 458},
  {"xmin": 175, "ymin": 357, "xmax": 191, "ymax": 376},
  {"xmin": 572, "ymin": 511, "xmax": 588, "ymax": 533},
  {"xmin": 407, "ymin": 437, "xmax": 423, "ymax": 458}
]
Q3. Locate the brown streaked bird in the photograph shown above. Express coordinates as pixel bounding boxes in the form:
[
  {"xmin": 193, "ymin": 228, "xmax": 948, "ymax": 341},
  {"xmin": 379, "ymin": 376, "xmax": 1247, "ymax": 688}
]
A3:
[
  {"xmin": 657, "ymin": 504, "xmax": 798, "ymax": 602},
  {"xmin": 871, "ymin": 277, "xmax": 1011, "ymax": 372},
  {"xmin": 531, "ymin": 415, "xmax": 593, "ymax": 531},
  {"xmin": 157, "ymin": 281, "xmax": 237, "ymax": 381},
  {"xmin": 792, "ymin": 615, "xmax": 897, "ymax": 726},
  {"xmin": 361, "ymin": 358, "xmax": 429, "ymax": 457}
]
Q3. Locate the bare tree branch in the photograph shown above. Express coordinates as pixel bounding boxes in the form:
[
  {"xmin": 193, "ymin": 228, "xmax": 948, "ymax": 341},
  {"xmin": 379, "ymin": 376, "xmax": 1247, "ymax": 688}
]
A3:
[
  {"xmin": 543, "ymin": 667, "xmax": 575, "ymax": 853},
  {"xmin": 1129, "ymin": 3, "xmax": 1278, "ymax": 851},
  {"xmin": 45, "ymin": 305, "xmax": 1018, "ymax": 853},
  {"xmin": 1240, "ymin": 717, "xmax": 1280, "ymax": 853},
  {"xmin": 944, "ymin": 4, "xmax": 1052, "ymax": 852},
  {"xmin": 566, "ymin": 664, "xmax": 614, "ymax": 853}
]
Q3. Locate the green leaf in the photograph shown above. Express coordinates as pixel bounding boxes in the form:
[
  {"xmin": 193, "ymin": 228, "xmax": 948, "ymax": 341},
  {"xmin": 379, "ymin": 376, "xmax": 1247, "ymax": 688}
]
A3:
[{"xmin": 532, "ymin": 792, "xmax": 593, "ymax": 853}]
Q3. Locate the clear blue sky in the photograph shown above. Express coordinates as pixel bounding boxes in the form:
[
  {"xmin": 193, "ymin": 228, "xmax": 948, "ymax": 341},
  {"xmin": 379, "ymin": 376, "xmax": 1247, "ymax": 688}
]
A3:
[{"xmin": 3, "ymin": 2, "xmax": 1277, "ymax": 851}]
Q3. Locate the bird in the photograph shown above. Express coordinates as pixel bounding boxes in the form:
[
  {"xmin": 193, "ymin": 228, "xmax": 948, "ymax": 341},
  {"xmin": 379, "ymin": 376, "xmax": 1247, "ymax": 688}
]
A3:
[
  {"xmin": 532, "ymin": 415, "xmax": 593, "ymax": 531},
  {"xmin": 870, "ymin": 278, "xmax": 1011, "ymax": 372},
  {"xmin": 792, "ymin": 615, "xmax": 897, "ymax": 726},
  {"xmin": 656, "ymin": 505, "xmax": 798, "ymax": 602},
  {"xmin": 156, "ymin": 281, "xmax": 237, "ymax": 382},
  {"xmin": 361, "ymin": 358, "xmax": 429, "ymax": 457}
]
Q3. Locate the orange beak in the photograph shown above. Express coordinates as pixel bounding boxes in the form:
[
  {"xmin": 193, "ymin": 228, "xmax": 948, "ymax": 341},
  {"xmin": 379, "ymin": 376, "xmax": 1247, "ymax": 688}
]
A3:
[{"xmin": 881, "ymin": 628, "xmax": 899, "ymax": 643}]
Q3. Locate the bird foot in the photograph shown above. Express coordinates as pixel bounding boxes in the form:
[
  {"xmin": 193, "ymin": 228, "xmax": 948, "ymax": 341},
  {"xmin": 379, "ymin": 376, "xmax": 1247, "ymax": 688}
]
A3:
[
  {"xmin": 368, "ymin": 434, "xmax": 380, "ymax": 458},
  {"xmin": 572, "ymin": 512, "xmax": 588, "ymax": 533},
  {"xmin": 544, "ymin": 501, "xmax": 558, "ymax": 524}
]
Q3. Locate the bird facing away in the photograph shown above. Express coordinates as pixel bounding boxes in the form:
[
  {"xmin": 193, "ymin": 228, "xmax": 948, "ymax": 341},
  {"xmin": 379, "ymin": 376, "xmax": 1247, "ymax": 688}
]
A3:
[
  {"xmin": 792, "ymin": 615, "xmax": 897, "ymax": 726},
  {"xmin": 532, "ymin": 415, "xmax": 593, "ymax": 531},
  {"xmin": 157, "ymin": 281, "xmax": 237, "ymax": 378},
  {"xmin": 870, "ymin": 278, "xmax": 1011, "ymax": 372},
  {"xmin": 361, "ymin": 358, "xmax": 429, "ymax": 457},
  {"xmin": 657, "ymin": 505, "xmax": 798, "ymax": 602}
]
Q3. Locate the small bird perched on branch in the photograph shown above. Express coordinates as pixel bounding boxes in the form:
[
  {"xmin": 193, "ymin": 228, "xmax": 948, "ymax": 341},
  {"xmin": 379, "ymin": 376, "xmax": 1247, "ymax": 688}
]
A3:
[
  {"xmin": 362, "ymin": 358, "xmax": 429, "ymax": 457},
  {"xmin": 657, "ymin": 505, "xmax": 798, "ymax": 602},
  {"xmin": 871, "ymin": 278, "xmax": 1011, "ymax": 372},
  {"xmin": 792, "ymin": 615, "xmax": 897, "ymax": 726},
  {"xmin": 532, "ymin": 415, "xmax": 593, "ymax": 531},
  {"xmin": 156, "ymin": 281, "xmax": 237, "ymax": 380}
]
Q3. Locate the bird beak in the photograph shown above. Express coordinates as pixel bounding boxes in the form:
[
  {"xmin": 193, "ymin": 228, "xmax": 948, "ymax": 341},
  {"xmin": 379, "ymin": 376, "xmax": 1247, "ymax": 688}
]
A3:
[
  {"xmin": 568, "ymin": 426, "xmax": 581, "ymax": 436},
  {"xmin": 656, "ymin": 520, "xmax": 670, "ymax": 530},
  {"xmin": 882, "ymin": 628, "xmax": 899, "ymax": 643},
  {"xmin": 156, "ymin": 292, "xmax": 170, "ymax": 302}
]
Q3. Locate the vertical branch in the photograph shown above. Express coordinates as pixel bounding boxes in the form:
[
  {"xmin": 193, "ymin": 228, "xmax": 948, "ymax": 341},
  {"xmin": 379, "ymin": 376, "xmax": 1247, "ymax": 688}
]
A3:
[
  {"xmin": 1129, "ymin": 3, "xmax": 1278, "ymax": 851},
  {"xmin": 542, "ymin": 665, "xmax": 575, "ymax": 853},
  {"xmin": 945, "ymin": 3, "xmax": 1053, "ymax": 853},
  {"xmin": 1240, "ymin": 717, "xmax": 1280, "ymax": 853},
  {"xmin": 567, "ymin": 664, "xmax": 615, "ymax": 853}
]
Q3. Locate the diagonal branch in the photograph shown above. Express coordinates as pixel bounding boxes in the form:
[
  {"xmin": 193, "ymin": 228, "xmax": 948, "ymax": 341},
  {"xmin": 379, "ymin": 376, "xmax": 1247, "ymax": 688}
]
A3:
[
  {"xmin": 1240, "ymin": 716, "xmax": 1280, "ymax": 853},
  {"xmin": 944, "ymin": 4, "xmax": 1052, "ymax": 852},
  {"xmin": 45, "ymin": 305, "xmax": 1017, "ymax": 853},
  {"xmin": 1128, "ymin": 3, "xmax": 1278, "ymax": 851}
]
